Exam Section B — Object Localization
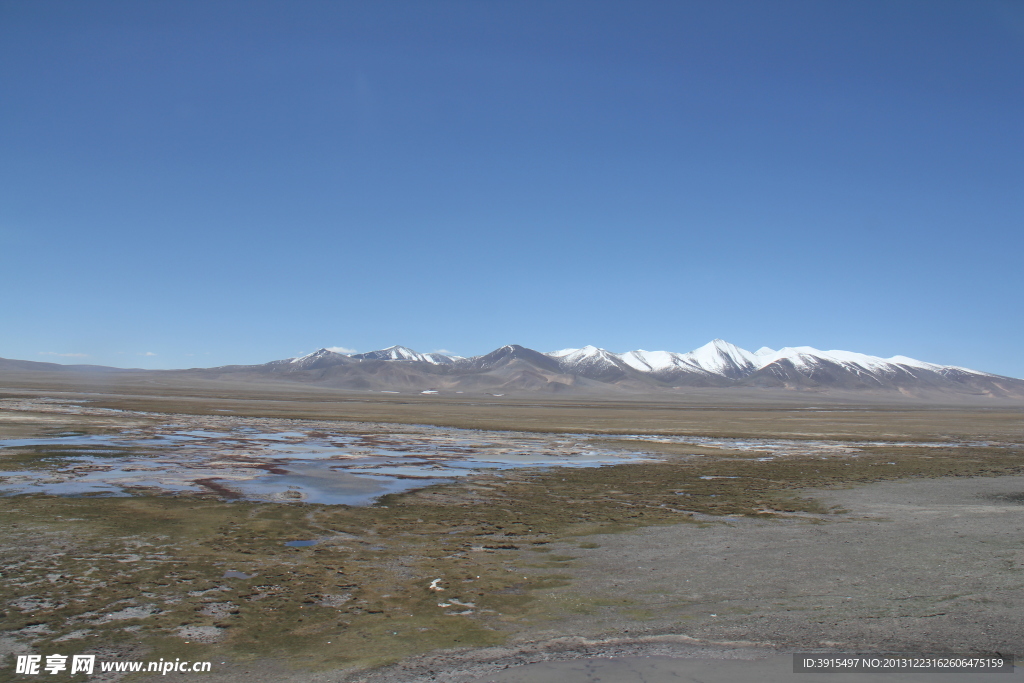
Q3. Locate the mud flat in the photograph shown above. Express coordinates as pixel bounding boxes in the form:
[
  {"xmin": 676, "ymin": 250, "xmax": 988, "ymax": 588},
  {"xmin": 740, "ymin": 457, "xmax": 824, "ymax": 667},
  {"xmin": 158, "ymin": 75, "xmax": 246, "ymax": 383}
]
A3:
[{"xmin": 0, "ymin": 389, "xmax": 1022, "ymax": 682}]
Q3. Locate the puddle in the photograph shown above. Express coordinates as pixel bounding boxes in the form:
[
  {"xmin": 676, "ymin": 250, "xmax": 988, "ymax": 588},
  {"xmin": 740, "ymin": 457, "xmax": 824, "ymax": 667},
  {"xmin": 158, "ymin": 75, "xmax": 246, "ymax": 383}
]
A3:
[
  {"xmin": 0, "ymin": 474, "xmax": 130, "ymax": 498},
  {"xmin": 283, "ymin": 540, "xmax": 318, "ymax": 548},
  {"xmin": 0, "ymin": 435, "xmax": 121, "ymax": 448},
  {"xmin": 176, "ymin": 430, "xmax": 235, "ymax": 438},
  {"xmin": 228, "ymin": 465, "xmax": 453, "ymax": 505},
  {"xmin": 7, "ymin": 397, "xmax": 1004, "ymax": 508},
  {"xmin": 0, "ymin": 407, "xmax": 661, "ymax": 505},
  {"xmin": 222, "ymin": 570, "xmax": 253, "ymax": 579}
]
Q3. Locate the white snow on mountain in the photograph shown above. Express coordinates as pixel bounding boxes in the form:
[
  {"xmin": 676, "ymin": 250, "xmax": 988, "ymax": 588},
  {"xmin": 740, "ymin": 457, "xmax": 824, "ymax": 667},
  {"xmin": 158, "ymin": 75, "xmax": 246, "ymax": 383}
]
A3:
[
  {"xmin": 289, "ymin": 345, "xmax": 462, "ymax": 365},
  {"xmin": 287, "ymin": 342, "xmax": 1000, "ymax": 381},
  {"xmin": 288, "ymin": 348, "xmax": 340, "ymax": 364},
  {"xmin": 353, "ymin": 345, "xmax": 466, "ymax": 364},
  {"xmin": 376, "ymin": 346, "xmax": 429, "ymax": 361},
  {"xmin": 549, "ymin": 346, "xmax": 621, "ymax": 367},
  {"xmin": 545, "ymin": 341, "xmax": 998, "ymax": 381},
  {"xmin": 679, "ymin": 339, "xmax": 759, "ymax": 375},
  {"xmin": 619, "ymin": 349, "xmax": 686, "ymax": 373},
  {"xmin": 754, "ymin": 346, "xmax": 898, "ymax": 373},
  {"xmin": 750, "ymin": 346, "xmax": 998, "ymax": 378},
  {"xmin": 550, "ymin": 340, "xmax": 757, "ymax": 379},
  {"xmin": 886, "ymin": 355, "xmax": 993, "ymax": 375}
]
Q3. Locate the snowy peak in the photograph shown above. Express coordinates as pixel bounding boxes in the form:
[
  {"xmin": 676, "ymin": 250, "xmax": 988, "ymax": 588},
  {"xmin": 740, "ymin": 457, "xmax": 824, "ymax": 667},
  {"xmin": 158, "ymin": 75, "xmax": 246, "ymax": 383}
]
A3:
[
  {"xmin": 288, "ymin": 347, "xmax": 348, "ymax": 364},
  {"xmin": 544, "ymin": 340, "xmax": 1010, "ymax": 390},
  {"xmin": 289, "ymin": 348, "xmax": 333, "ymax": 363},
  {"xmin": 753, "ymin": 346, "xmax": 943, "ymax": 376},
  {"xmin": 546, "ymin": 345, "xmax": 636, "ymax": 382},
  {"xmin": 286, "ymin": 345, "xmax": 465, "ymax": 366},
  {"xmin": 264, "ymin": 340, "xmax": 1017, "ymax": 398},
  {"xmin": 350, "ymin": 346, "xmax": 461, "ymax": 364},
  {"xmin": 550, "ymin": 339, "xmax": 757, "ymax": 380},
  {"xmin": 279, "ymin": 347, "xmax": 355, "ymax": 370},
  {"xmin": 619, "ymin": 349, "xmax": 689, "ymax": 373},
  {"xmin": 352, "ymin": 345, "xmax": 423, "ymax": 361},
  {"xmin": 680, "ymin": 339, "xmax": 759, "ymax": 378},
  {"xmin": 289, "ymin": 341, "xmax": 1001, "ymax": 383},
  {"xmin": 552, "ymin": 345, "xmax": 620, "ymax": 366}
]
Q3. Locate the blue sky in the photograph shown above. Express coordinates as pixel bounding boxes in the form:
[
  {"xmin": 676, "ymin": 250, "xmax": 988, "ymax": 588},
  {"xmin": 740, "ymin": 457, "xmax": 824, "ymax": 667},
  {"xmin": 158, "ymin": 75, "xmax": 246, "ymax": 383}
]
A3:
[{"xmin": 2, "ymin": 0, "xmax": 1022, "ymax": 377}]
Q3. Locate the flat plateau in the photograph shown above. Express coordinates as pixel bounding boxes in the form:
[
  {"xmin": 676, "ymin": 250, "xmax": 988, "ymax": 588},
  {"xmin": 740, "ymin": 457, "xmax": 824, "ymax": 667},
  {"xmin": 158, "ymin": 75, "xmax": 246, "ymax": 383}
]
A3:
[{"xmin": 0, "ymin": 385, "xmax": 1022, "ymax": 682}]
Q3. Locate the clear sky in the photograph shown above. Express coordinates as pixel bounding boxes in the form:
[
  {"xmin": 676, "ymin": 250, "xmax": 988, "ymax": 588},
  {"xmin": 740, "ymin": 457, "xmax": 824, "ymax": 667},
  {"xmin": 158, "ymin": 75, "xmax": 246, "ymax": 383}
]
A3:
[{"xmin": 2, "ymin": 0, "xmax": 1022, "ymax": 377}]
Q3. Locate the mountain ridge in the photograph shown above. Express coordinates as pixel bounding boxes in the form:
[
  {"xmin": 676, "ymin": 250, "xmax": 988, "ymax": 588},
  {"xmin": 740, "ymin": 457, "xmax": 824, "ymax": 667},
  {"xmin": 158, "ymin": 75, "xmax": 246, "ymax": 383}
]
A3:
[
  {"xmin": 2, "ymin": 340, "xmax": 1021, "ymax": 400},
  {"xmin": 253, "ymin": 339, "xmax": 1023, "ymax": 398}
]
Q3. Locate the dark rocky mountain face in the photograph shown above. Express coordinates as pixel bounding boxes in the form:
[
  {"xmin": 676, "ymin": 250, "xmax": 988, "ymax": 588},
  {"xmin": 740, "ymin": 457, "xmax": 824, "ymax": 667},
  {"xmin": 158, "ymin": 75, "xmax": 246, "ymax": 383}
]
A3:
[{"xmin": 468, "ymin": 345, "xmax": 563, "ymax": 374}]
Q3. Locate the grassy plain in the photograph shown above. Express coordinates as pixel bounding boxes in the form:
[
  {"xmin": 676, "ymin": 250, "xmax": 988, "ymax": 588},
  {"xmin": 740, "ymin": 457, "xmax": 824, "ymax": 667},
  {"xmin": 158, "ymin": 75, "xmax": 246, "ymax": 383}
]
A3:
[{"xmin": 1, "ymin": 381, "xmax": 1022, "ymax": 681}]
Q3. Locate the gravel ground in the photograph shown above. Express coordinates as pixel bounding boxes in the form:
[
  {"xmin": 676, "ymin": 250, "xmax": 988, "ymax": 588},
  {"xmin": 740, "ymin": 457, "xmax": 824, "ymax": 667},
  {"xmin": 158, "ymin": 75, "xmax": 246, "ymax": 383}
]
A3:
[{"xmin": 329, "ymin": 474, "xmax": 1024, "ymax": 683}]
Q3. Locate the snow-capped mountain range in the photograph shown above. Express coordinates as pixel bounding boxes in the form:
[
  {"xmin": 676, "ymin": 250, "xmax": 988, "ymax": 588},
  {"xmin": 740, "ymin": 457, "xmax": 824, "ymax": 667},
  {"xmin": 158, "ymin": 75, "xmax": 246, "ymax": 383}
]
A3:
[
  {"xmin": 266, "ymin": 340, "xmax": 1022, "ymax": 398},
  {"xmin": 2, "ymin": 340, "xmax": 1021, "ymax": 399},
  {"xmin": 546, "ymin": 339, "xmax": 995, "ymax": 382}
]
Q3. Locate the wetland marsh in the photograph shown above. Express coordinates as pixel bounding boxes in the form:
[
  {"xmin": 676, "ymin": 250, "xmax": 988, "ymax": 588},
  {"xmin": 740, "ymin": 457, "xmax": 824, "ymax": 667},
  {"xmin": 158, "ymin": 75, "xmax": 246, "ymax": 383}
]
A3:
[{"xmin": 1, "ymin": 390, "xmax": 1022, "ymax": 682}]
